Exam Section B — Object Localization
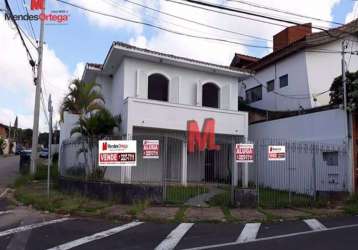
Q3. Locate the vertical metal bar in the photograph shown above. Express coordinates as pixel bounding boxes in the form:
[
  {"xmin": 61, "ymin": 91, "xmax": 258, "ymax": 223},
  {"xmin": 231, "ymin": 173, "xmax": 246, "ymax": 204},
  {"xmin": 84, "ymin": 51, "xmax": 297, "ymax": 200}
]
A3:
[
  {"xmin": 312, "ymin": 144, "xmax": 317, "ymax": 201},
  {"xmin": 162, "ymin": 135, "xmax": 168, "ymax": 202},
  {"xmin": 288, "ymin": 140, "xmax": 291, "ymax": 205}
]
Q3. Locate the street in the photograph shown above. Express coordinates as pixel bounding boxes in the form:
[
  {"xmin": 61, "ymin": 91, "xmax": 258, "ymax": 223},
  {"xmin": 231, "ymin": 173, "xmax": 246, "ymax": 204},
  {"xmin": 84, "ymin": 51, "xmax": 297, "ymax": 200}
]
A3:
[{"xmin": 1, "ymin": 156, "xmax": 358, "ymax": 250}]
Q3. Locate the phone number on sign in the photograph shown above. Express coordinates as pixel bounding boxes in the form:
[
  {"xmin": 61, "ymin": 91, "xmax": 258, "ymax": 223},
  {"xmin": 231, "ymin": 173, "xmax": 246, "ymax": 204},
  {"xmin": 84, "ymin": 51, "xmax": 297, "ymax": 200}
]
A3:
[{"xmin": 100, "ymin": 153, "xmax": 136, "ymax": 162}]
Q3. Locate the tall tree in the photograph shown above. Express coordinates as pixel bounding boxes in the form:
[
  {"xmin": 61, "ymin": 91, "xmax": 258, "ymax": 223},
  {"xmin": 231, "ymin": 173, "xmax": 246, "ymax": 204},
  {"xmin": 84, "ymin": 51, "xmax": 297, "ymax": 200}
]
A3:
[
  {"xmin": 330, "ymin": 70, "xmax": 358, "ymax": 111},
  {"xmin": 60, "ymin": 79, "xmax": 105, "ymax": 121}
]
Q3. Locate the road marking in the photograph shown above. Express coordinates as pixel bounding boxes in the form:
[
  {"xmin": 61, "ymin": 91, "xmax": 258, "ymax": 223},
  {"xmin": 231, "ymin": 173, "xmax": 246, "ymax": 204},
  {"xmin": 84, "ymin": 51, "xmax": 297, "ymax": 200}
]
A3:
[
  {"xmin": 46, "ymin": 221, "xmax": 143, "ymax": 250},
  {"xmin": 182, "ymin": 221, "xmax": 358, "ymax": 250},
  {"xmin": 0, "ymin": 188, "xmax": 9, "ymax": 199},
  {"xmin": 0, "ymin": 218, "xmax": 71, "ymax": 237},
  {"xmin": 0, "ymin": 210, "xmax": 13, "ymax": 216},
  {"xmin": 304, "ymin": 219, "xmax": 327, "ymax": 231},
  {"xmin": 155, "ymin": 223, "xmax": 194, "ymax": 250},
  {"xmin": 236, "ymin": 223, "xmax": 261, "ymax": 242}
]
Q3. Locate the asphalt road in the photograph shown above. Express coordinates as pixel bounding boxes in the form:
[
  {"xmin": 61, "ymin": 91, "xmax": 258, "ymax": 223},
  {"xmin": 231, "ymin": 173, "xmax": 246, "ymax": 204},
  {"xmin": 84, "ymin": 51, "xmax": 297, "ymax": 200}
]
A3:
[
  {"xmin": 1, "ymin": 156, "xmax": 358, "ymax": 249},
  {"xmin": 0, "ymin": 156, "xmax": 19, "ymax": 188}
]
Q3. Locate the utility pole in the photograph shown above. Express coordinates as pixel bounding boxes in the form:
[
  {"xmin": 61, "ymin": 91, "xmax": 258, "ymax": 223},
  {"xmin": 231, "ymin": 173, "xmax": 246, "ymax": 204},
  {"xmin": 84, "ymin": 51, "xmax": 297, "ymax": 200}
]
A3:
[
  {"xmin": 30, "ymin": 1, "xmax": 46, "ymax": 174},
  {"xmin": 47, "ymin": 95, "xmax": 53, "ymax": 198},
  {"xmin": 342, "ymin": 40, "xmax": 354, "ymax": 193}
]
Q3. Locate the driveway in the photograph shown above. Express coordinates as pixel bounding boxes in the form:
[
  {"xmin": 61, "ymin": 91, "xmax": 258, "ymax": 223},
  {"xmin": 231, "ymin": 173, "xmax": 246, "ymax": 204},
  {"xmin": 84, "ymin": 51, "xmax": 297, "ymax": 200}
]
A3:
[{"xmin": 0, "ymin": 155, "xmax": 19, "ymax": 188}]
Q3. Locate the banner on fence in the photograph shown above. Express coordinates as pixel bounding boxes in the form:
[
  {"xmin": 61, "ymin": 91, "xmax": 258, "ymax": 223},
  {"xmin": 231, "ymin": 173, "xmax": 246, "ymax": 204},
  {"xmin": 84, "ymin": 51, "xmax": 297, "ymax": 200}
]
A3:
[
  {"xmin": 235, "ymin": 144, "xmax": 254, "ymax": 163},
  {"xmin": 98, "ymin": 140, "xmax": 137, "ymax": 166},
  {"xmin": 143, "ymin": 140, "xmax": 159, "ymax": 159},
  {"xmin": 268, "ymin": 145, "xmax": 286, "ymax": 161}
]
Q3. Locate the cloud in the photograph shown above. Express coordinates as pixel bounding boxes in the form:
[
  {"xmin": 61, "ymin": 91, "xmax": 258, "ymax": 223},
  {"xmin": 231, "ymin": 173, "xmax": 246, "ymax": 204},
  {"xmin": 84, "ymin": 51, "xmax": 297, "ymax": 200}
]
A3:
[
  {"xmin": 73, "ymin": 0, "xmax": 146, "ymax": 34},
  {"xmin": 125, "ymin": 0, "xmax": 340, "ymax": 65},
  {"xmin": 346, "ymin": 1, "xmax": 358, "ymax": 23},
  {"xmin": 0, "ymin": 15, "xmax": 78, "ymax": 131}
]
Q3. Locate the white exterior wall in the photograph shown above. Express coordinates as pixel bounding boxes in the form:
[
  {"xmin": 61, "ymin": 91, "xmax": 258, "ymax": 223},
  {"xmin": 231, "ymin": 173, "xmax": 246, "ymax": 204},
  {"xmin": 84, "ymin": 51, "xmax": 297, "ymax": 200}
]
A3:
[
  {"xmin": 305, "ymin": 38, "xmax": 358, "ymax": 107},
  {"xmin": 241, "ymin": 38, "xmax": 358, "ymax": 111},
  {"xmin": 96, "ymin": 75, "xmax": 112, "ymax": 111},
  {"xmin": 249, "ymin": 109, "xmax": 346, "ymax": 144},
  {"xmin": 241, "ymin": 52, "xmax": 311, "ymax": 111},
  {"xmin": 122, "ymin": 57, "xmax": 239, "ymax": 111}
]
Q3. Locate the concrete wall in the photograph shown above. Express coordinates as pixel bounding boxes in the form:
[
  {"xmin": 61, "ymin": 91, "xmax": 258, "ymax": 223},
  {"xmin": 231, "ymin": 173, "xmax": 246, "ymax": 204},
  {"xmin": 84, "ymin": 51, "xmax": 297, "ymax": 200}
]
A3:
[{"xmin": 249, "ymin": 109, "xmax": 346, "ymax": 144}]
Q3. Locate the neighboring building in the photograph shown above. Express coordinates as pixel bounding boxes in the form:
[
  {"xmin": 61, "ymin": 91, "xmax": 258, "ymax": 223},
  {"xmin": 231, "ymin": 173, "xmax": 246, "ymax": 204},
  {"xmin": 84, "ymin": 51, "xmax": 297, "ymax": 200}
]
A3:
[
  {"xmin": 60, "ymin": 42, "xmax": 251, "ymax": 185},
  {"xmin": 0, "ymin": 123, "xmax": 8, "ymax": 138},
  {"xmin": 232, "ymin": 20, "xmax": 358, "ymax": 111}
]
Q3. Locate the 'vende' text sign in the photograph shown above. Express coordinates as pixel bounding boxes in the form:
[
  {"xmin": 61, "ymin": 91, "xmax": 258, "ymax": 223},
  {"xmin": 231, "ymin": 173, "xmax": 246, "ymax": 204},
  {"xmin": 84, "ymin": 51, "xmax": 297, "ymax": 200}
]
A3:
[
  {"xmin": 268, "ymin": 145, "xmax": 286, "ymax": 161},
  {"xmin": 235, "ymin": 144, "xmax": 254, "ymax": 163},
  {"xmin": 99, "ymin": 140, "xmax": 136, "ymax": 166},
  {"xmin": 143, "ymin": 140, "xmax": 159, "ymax": 159}
]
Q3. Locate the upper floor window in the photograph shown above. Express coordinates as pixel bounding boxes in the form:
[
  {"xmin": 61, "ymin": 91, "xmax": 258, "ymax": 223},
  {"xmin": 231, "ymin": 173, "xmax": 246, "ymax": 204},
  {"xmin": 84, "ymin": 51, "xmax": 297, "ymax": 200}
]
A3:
[
  {"xmin": 202, "ymin": 82, "xmax": 219, "ymax": 108},
  {"xmin": 279, "ymin": 74, "xmax": 288, "ymax": 88},
  {"xmin": 246, "ymin": 85, "xmax": 262, "ymax": 103},
  {"xmin": 267, "ymin": 79, "xmax": 274, "ymax": 92},
  {"xmin": 148, "ymin": 73, "xmax": 169, "ymax": 101}
]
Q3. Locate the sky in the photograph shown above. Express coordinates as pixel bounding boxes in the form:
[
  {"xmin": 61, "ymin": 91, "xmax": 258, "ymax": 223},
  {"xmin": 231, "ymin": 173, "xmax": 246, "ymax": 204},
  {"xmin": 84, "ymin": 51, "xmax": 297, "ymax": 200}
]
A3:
[{"xmin": 0, "ymin": 0, "xmax": 357, "ymax": 131}]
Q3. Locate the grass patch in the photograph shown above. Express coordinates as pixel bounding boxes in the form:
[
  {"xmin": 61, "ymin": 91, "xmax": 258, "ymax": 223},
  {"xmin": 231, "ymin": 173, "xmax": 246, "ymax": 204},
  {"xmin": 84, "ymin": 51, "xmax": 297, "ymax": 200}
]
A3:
[
  {"xmin": 173, "ymin": 206, "xmax": 188, "ymax": 222},
  {"xmin": 165, "ymin": 186, "xmax": 208, "ymax": 204},
  {"xmin": 221, "ymin": 206, "xmax": 236, "ymax": 222},
  {"xmin": 208, "ymin": 190, "xmax": 232, "ymax": 207},
  {"xmin": 258, "ymin": 188, "xmax": 313, "ymax": 208},
  {"xmin": 344, "ymin": 194, "xmax": 358, "ymax": 215},
  {"xmin": 14, "ymin": 180, "xmax": 112, "ymax": 215},
  {"xmin": 128, "ymin": 200, "xmax": 150, "ymax": 217}
]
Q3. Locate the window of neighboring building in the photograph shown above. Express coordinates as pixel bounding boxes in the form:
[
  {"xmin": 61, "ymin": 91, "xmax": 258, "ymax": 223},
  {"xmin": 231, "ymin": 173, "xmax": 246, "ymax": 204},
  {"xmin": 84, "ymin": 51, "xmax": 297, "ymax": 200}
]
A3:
[
  {"xmin": 246, "ymin": 85, "xmax": 262, "ymax": 103},
  {"xmin": 202, "ymin": 82, "xmax": 220, "ymax": 108},
  {"xmin": 323, "ymin": 151, "xmax": 339, "ymax": 166},
  {"xmin": 148, "ymin": 73, "xmax": 169, "ymax": 101},
  {"xmin": 267, "ymin": 80, "xmax": 274, "ymax": 92},
  {"xmin": 279, "ymin": 74, "xmax": 288, "ymax": 88}
]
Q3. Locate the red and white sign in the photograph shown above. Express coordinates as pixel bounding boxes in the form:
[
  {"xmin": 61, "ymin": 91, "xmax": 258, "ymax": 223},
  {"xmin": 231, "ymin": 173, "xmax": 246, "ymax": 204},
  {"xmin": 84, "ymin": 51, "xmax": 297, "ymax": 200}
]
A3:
[
  {"xmin": 98, "ymin": 140, "xmax": 136, "ymax": 166},
  {"xmin": 235, "ymin": 144, "xmax": 254, "ymax": 163},
  {"xmin": 143, "ymin": 140, "xmax": 159, "ymax": 159},
  {"xmin": 268, "ymin": 145, "xmax": 286, "ymax": 161}
]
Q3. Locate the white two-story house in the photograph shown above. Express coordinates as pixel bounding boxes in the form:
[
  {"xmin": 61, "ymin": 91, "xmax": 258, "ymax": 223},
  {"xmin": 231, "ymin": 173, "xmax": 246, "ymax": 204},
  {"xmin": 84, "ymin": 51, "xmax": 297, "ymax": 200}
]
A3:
[
  {"xmin": 232, "ymin": 20, "xmax": 358, "ymax": 111},
  {"xmin": 60, "ymin": 42, "xmax": 251, "ymax": 185}
]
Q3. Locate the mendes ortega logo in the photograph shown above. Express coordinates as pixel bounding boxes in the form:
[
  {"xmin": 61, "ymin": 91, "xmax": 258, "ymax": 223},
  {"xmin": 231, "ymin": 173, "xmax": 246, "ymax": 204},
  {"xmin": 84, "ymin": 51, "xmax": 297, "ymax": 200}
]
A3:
[
  {"xmin": 4, "ymin": 0, "xmax": 70, "ymax": 25},
  {"xmin": 187, "ymin": 118, "xmax": 220, "ymax": 153},
  {"xmin": 98, "ymin": 140, "xmax": 136, "ymax": 167},
  {"xmin": 31, "ymin": 0, "xmax": 45, "ymax": 10}
]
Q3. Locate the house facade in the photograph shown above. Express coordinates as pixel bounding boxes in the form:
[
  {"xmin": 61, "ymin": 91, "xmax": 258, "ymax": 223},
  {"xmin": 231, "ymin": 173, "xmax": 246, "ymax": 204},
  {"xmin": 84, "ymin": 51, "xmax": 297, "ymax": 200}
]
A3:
[
  {"xmin": 60, "ymin": 42, "xmax": 251, "ymax": 186},
  {"xmin": 233, "ymin": 21, "xmax": 358, "ymax": 111}
]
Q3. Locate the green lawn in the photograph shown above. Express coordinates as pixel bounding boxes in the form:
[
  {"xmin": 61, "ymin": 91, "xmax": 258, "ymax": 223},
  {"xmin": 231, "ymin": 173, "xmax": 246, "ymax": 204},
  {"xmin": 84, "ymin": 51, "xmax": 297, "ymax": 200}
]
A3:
[
  {"xmin": 165, "ymin": 185, "xmax": 208, "ymax": 204},
  {"xmin": 258, "ymin": 188, "xmax": 313, "ymax": 208}
]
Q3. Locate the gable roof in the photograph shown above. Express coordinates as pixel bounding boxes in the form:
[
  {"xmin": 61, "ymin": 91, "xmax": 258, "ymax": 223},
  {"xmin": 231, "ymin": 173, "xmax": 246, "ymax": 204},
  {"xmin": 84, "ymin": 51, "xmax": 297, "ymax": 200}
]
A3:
[{"xmin": 246, "ymin": 19, "xmax": 358, "ymax": 71}]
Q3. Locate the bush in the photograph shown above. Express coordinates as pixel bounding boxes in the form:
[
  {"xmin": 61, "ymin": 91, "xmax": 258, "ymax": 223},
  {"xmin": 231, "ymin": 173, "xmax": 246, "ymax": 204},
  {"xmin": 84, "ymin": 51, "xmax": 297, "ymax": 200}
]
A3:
[{"xmin": 34, "ymin": 163, "xmax": 59, "ymax": 181}]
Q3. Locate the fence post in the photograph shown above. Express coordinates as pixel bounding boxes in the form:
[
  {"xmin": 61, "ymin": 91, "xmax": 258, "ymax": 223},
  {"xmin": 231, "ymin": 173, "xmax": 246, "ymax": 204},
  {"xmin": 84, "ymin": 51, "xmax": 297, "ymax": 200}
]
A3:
[
  {"xmin": 312, "ymin": 144, "xmax": 317, "ymax": 201},
  {"xmin": 231, "ymin": 137, "xmax": 235, "ymax": 206},
  {"xmin": 162, "ymin": 136, "xmax": 168, "ymax": 202},
  {"xmin": 288, "ymin": 141, "xmax": 292, "ymax": 205},
  {"xmin": 256, "ymin": 140, "xmax": 260, "ymax": 208}
]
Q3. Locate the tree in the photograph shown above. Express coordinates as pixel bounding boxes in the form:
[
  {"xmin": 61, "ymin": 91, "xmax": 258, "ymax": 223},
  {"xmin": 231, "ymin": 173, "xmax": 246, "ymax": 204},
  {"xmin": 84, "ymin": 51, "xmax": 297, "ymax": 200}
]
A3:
[
  {"xmin": 0, "ymin": 137, "xmax": 6, "ymax": 155},
  {"xmin": 329, "ymin": 70, "xmax": 358, "ymax": 111},
  {"xmin": 60, "ymin": 79, "xmax": 105, "ymax": 121},
  {"xmin": 70, "ymin": 109, "xmax": 121, "ymax": 177}
]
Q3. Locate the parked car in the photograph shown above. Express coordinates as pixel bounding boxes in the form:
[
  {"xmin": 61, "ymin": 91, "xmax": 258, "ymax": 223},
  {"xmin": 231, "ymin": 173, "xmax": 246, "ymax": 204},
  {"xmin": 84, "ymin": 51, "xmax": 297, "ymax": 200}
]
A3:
[
  {"xmin": 19, "ymin": 150, "xmax": 31, "ymax": 174},
  {"xmin": 15, "ymin": 145, "xmax": 24, "ymax": 155},
  {"xmin": 39, "ymin": 148, "xmax": 49, "ymax": 158}
]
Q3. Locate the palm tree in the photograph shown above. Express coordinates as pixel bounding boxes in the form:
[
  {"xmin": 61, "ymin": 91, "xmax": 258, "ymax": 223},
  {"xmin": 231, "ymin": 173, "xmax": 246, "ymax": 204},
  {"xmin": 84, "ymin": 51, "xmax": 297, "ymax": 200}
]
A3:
[
  {"xmin": 70, "ymin": 109, "xmax": 121, "ymax": 177},
  {"xmin": 60, "ymin": 79, "xmax": 105, "ymax": 121}
]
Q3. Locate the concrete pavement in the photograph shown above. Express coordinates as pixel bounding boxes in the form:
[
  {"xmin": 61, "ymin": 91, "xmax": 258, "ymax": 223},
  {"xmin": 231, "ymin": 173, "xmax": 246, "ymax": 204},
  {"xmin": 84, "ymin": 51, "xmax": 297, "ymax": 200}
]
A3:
[{"xmin": 0, "ymin": 156, "xmax": 19, "ymax": 188}]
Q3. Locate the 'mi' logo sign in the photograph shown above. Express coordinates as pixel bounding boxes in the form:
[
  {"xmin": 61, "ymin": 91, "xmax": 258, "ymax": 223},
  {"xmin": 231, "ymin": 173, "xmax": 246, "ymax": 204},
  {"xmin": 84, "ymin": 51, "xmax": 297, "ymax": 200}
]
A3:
[
  {"xmin": 31, "ymin": 0, "xmax": 45, "ymax": 10},
  {"xmin": 187, "ymin": 118, "xmax": 220, "ymax": 153}
]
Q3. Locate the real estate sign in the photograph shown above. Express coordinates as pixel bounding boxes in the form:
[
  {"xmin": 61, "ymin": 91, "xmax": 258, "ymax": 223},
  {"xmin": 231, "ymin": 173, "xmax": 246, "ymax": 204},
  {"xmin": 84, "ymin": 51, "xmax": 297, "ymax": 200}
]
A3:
[
  {"xmin": 268, "ymin": 145, "xmax": 286, "ymax": 161},
  {"xmin": 98, "ymin": 140, "xmax": 137, "ymax": 166},
  {"xmin": 143, "ymin": 140, "xmax": 160, "ymax": 159},
  {"xmin": 235, "ymin": 144, "xmax": 254, "ymax": 163}
]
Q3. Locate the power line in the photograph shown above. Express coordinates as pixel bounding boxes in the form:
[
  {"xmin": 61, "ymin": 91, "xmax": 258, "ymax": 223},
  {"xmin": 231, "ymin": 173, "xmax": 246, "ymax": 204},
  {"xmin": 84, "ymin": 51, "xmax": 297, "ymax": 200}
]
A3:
[
  {"xmin": 21, "ymin": 0, "xmax": 37, "ymax": 40},
  {"xmin": 123, "ymin": 0, "xmax": 271, "ymax": 41},
  {"xmin": 174, "ymin": 0, "xmax": 354, "ymax": 39},
  {"xmin": 55, "ymin": 0, "xmax": 271, "ymax": 49},
  {"xmin": 4, "ymin": 0, "xmax": 35, "ymax": 66},
  {"xmin": 226, "ymin": 0, "xmax": 343, "ymax": 26}
]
